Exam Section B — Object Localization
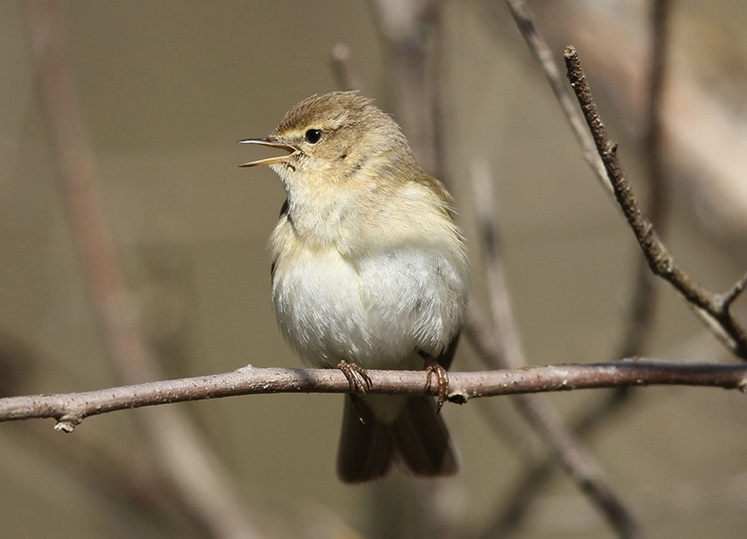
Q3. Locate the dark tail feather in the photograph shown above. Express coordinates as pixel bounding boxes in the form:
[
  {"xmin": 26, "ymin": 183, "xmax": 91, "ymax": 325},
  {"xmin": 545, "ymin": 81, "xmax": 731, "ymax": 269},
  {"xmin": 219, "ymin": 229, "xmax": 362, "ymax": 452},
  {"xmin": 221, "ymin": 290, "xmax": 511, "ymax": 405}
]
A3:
[
  {"xmin": 393, "ymin": 396, "xmax": 459, "ymax": 477},
  {"xmin": 337, "ymin": 396, "xmax": 395, "ymax": 483},
  {"xmin": 337, "ymin": 395, "xmax": 458, "ymax": 482}
]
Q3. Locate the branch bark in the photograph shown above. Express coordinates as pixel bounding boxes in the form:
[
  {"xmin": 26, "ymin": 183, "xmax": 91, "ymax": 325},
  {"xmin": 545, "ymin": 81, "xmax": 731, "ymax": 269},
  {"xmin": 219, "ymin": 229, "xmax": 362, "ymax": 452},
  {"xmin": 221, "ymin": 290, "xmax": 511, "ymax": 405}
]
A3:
[
  {"xmin": 2, "ymin": 361, "xmax": 745, "ymax": 428},
  {"xmin": 564, "ymin": 45, "xmax": 747, "ymax": 359}
]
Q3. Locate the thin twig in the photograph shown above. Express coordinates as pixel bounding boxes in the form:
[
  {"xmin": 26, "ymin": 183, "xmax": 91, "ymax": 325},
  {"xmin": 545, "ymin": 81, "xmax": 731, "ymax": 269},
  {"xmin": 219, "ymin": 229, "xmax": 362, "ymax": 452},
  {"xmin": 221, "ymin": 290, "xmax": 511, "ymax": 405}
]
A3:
[
  {"xmin": 495, "ymin": 4, "xmax": 628, "ymax": 533},
  {"xmin": 1, "ymin": 361, "xmax": 746, "ymax": 427},
  {"xmin": 469, "ymin": 163, "xmax": 524, "ymax": 368},
  {"xmin": 24, "ymin": 3, "xmax": 259, "ymax": 538},
  {"xmin": 564, "ymin": 45, "xmax": 747, "ymax": 359},
  {"xmin": 481, "ymin": 382, "xmax": 634, "ymax": 539},
  {"xmin": 329, "ymin": 44, "xmax": 365, "ymax": 93},
  {"xmin": 505, "ymin": 0, "xmax": 610, "ymax": 194},
  {"xmin": 492, "ymin": 4, "xmax": 677, "ymax": 534},
  {"xmin": 369, "ymin": 0, "xmax": 443, "ymax": 176},
  {"xmin": 467, "ymin": 309, "xmax": 656, "ymax": 539},
  {"xmin": 617, "ymin": 0, "xmax": 673, "ymax": 358},
  {"xmin": 643, "ymin": 0, "xmax": 672, "ymax": 232},
  {"xmin": 723, "ymin": 271, "xmax": 747, "ymax": 309},
  {"xmin": 469, "ymin": 160, "xmax": 645, "ymax": 537},
  {"xmin": 513, "ymin": 471, "xmax": 747, "ymax": 535}
]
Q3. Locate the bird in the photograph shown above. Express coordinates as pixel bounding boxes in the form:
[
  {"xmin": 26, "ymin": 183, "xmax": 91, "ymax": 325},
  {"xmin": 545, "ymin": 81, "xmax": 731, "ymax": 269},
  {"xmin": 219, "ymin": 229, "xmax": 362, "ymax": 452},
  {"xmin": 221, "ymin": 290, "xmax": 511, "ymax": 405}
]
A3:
[{"xmin": 240, "ymin": 91, "xmax": 469, "ymax": 482}]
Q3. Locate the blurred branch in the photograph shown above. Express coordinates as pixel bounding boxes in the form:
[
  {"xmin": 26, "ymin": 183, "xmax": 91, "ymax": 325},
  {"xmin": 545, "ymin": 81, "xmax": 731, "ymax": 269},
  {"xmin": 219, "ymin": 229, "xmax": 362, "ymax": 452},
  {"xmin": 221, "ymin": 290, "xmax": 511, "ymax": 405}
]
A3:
[
  {"xmin": 617, "ymin": 0, "xmax": 673, "ymax": 359},
  {"xmin": 24, "ymin": 2, "xmax": 260, "ymax": 538},
  {"xmin": 643, "ymin": 0, "xmax": 672, "ymax": 232},
  {"xmin": 514, "ymin": 471, "xmax": 747, "ymax": 535},
  {"xmin": 364, "ymin": 3, "xmax": 452, "ymax": 537},
  {"xmin": 491, "ymin": 4, "xmax": 675, "ymax": 534},
  {"xmin": 505, "ymin": 0, "xmax": 610, "ymax": 194},
  {"xmin": 469, "ymin": 160, "xmax": 644, "ymax": 536},
  {"xmin": 368, "ymin": 0, "xmax": 445, "ymax": 177},
  {"xmin": 329, "ymin": 43, "xmax": 365, "ymax": 93},
  {"xmin": 1, "ymin": 361, "xmax": 746, "ymax": 427},
  {"xmin": 465, "ymin": 307, "xmax": 645, "ymax": 538},
  {"xmin": 504, "ymin": 0, "xmax": 674, "ymax": 360},
  {"xmin": 564, "ymin": 45, "xmax": 747, "ymax": 360},
  {"xmin": 520, "ymin": 1, "xmax": 747, "ymax": 247}
]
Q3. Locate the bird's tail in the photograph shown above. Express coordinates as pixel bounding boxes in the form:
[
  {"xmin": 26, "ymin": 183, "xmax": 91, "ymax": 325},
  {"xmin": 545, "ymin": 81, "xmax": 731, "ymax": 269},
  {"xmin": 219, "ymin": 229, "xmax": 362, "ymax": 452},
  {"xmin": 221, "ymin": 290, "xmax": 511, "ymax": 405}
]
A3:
[{"xmin": 337, "ymin": 395, "xmax": 458, "ymax": 483}]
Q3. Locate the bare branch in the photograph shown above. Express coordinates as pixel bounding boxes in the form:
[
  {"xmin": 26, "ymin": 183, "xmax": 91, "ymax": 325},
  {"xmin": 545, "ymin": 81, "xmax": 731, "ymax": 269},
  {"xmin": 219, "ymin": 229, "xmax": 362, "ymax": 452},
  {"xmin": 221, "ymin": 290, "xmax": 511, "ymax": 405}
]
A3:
[
  {"xmin": 491, "ymin": 5, "xmax": 676, "ymax": 534},
  {"xmin": 616, "ymin": 0, "xmax": 673, "ymax": 358},
  {"xmin": 722, "ymin": 270, "xmax": 747, "ymax": 310},
  {"xmin": 505, "ymin": 0, "xmax": 610, "ymax": 194},
  {"xmin": 564, "ymin": 45, "xmax": 747, "ymax": 359},
  {"xmin": 329, "ymin": 43, "xmax": 365, "ymax": 93},
  {"xmin": 24, "ymin": 3, "xmax": 259, "ymax": 537},
  {"xmin": 468, "ymin": 307, "xmax": 654, "ymax": 537},
  {"xmin": 369, "ymin": 0, "xmax": 444, "ymax": 176},
  {"xmin": 468, "ymin": 164, "xmax": 644, "ymax": 536},
  {"xmin": 469, "ymin": 163, "xmax": 525, "ymax": 369},
  {"xmin": 643, "ymin": 0, "xmax": 672, "ymax": 231},
  {"xmin": 1, "ymin": 361, "xmax": 746, "ymax": 427}
]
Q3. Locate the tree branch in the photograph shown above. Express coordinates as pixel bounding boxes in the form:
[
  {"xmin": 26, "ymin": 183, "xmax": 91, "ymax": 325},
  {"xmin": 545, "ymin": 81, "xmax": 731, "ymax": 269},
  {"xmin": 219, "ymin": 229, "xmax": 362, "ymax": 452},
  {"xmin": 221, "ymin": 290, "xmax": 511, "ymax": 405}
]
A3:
[
  {"xmin": 468, "ymin": 159, "xmax": 645, "ymax": 537},
  {"xmin": 492, "ymin": 4, "xmax": 675, "ymax": 534},
  {"xmin": 25, "ymin": 2, "xmax": 259, "ymax": 537},
  {"xmin": 329, "ymin": 43, "xmax": 365, "ymax": 93},
  {"xmin": 564, "ymin": 45, "xmax": 747, "ymax": 359},
  {"xmin": 2, "ymin": 361, "xmax": 745, "ymax": 429},
  {"xmin": 505, "ymin": 0, "xmax": 611, "ymax": 194}
]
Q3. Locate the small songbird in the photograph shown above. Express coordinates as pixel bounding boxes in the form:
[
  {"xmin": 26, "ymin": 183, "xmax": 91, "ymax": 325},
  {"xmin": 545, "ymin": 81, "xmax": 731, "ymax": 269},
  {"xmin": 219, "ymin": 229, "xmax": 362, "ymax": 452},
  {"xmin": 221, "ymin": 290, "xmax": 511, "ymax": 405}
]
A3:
[{"xmin": 240, "ymin": 91, "xmax": 469, "ymax": 482}]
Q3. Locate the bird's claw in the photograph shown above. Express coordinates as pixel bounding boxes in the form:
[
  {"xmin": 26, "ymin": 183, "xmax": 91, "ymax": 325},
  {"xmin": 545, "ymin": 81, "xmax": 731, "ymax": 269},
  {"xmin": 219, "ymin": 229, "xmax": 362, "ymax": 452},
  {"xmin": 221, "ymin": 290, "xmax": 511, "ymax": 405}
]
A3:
[
  {"xmin": 424, "ymin": 360, "xmax": 449, "ymax": 412},
  {"xmin": 338, "ymin": 360, "xmax": 372, "ymax": 395}
]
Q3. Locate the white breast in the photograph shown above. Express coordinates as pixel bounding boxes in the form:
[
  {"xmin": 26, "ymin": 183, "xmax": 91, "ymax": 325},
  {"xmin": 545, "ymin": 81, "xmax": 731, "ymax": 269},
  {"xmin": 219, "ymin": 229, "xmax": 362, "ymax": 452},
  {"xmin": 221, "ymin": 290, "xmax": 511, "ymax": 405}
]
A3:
[{"xmin": 271, "ymin": 241, "xmax": 467, "ymax": 370}]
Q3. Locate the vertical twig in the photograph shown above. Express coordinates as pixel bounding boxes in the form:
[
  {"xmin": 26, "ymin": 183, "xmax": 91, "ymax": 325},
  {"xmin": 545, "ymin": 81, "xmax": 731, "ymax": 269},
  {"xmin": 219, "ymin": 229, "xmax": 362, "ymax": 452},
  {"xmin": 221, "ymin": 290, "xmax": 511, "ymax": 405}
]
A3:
[
  {"xmin": 329, "ymin": 44, "xmax": 366, "ymax": 93},
  {"xmin": 505, "ymin": 0, "xmax": 611, "ymax": 194},
  {"xmin": 369, "ymin": 0, "xmax": 445, "ymax": 177},
  {"xmin": 24, "ymin": 2, "xmax": 260, "ymax": 537},
  {"xmin": 467, "ymin": 168, "xmax": 645, "ymax": 539},
  {"xmin": 370, "ymin": 0, "xmax": 644, "ymax": 535},
  {"xmin": 366, "ymin": 2, "xmax": 455, "ymax": 537},
  {"xmin": 491, "ymin": 3, "xmax": 675, "ymax": 534},
  {"xmin": 617, "ymin": 0, "xmax": 672, "ymax": 359}
]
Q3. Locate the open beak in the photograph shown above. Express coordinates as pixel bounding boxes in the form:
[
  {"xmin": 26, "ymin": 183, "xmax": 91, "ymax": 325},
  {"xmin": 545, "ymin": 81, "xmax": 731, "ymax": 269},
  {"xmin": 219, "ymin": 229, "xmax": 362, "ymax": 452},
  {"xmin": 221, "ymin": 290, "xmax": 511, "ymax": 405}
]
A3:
[{"xmin": 238, "ymin": 138, "xmax": 298, "ymax": 167}]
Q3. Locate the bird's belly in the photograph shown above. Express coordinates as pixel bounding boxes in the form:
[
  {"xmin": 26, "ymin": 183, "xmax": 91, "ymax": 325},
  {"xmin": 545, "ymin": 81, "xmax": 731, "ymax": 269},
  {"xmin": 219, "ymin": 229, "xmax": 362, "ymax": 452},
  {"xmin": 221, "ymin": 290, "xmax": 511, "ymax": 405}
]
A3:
[{"xmin": 272, "ymin": 245, "xmax": 465, "ymax": 369}]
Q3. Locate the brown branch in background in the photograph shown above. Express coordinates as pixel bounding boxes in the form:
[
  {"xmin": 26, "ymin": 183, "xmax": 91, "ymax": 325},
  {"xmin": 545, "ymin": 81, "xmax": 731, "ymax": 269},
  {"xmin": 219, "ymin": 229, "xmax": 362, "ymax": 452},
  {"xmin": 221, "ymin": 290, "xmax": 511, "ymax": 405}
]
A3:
[
  {"xmin": 329, "ymin": 43, "xmax": 365, "ymax": 93},
  {"xmin": 24, "ymin": 2, "xmax": 259, "ymax": 538},
  {"xmin": 363, "ymin": 4, "xmax": 453, "ymax": 537},
  {"xmin": 1, "ymin": 362, "xmax": 746, "ymax": 426},
  {"xmin": 618, "ymin": 0, "xmax": 673, "ymax": 359},
  {"xmin": 492, "ymin": 4, "xmax": 676, "ymax": 535},
  {"xmin": 369, "ymin": 0, "xmax": 445, "ymax": 178},
  {"xmin": 22, "ymin": 427, "xmax": 196, "ymax": 533},
  {"xmin": 564, "ymin": 45, "xmax": 747, "ymax": 359},
  {"xmin": 505, "ymin": 0, "xmax": 610, "ymax": 194},
  {"xmin": 469, "ymin": 163, "xmax": 524, "ymax": 369},
  {"xmin": 466, "ymin": 310, "xmax": 642, "ymax": 538},
  {"xmin": 467, "ymin": 165, "xmax": 645, "ymax": 537},
  {"xmin": 512, "ymin": 471, "xmax": 747, "ymax": 536},
  {"xmin": 504, "ymin": 0, "xmax": 674, "ymax": 359},
  {"xmin": 0, "ymin": 336, "xmax": 201, "ymax": 534},
  {"xmin": 643, "ymin": 0, "xmax": 672, "ymax": 234}
]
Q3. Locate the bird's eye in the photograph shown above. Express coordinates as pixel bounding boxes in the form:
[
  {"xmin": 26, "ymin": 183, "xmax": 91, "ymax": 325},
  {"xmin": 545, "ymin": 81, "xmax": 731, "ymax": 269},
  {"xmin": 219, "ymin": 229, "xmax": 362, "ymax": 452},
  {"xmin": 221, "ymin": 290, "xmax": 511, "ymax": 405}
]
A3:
[{"xmin": 304, "ymin": 129, "xmax": 322, "ymax": 144}]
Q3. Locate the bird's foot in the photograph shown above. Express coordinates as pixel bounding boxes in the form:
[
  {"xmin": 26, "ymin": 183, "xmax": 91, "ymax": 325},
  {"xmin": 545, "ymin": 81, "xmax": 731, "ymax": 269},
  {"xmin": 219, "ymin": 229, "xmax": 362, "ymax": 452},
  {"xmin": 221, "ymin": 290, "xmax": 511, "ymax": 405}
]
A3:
[
  {"xmin": 424, "ymin": 359, "xmax": 450, "ymax": 412},
  {"xmin": 338, "ymin": 360, "xmax": 372, "ymax": 396}
]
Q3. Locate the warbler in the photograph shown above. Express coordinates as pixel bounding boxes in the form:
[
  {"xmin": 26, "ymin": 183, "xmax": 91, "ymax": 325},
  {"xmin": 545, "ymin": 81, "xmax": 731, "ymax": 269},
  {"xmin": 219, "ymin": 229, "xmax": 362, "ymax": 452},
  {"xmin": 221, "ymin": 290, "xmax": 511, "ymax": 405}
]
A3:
[{"xmin": 240, "ymin": 91, "xmax": 469, "ymax": 482}]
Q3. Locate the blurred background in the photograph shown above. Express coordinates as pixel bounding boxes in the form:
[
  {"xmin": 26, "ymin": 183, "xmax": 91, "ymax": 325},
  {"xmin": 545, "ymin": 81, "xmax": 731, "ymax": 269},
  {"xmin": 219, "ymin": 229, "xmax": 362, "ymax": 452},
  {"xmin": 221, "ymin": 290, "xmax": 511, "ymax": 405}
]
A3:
[{"xmin": 2, "ymin": 0, "xmax": 747, "ymax": 537}]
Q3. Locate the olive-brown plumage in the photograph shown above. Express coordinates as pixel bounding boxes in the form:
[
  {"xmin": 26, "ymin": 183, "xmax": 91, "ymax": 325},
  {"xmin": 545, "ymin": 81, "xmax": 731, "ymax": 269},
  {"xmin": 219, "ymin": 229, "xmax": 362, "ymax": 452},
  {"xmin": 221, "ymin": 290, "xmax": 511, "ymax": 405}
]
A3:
[{"xmin": 241, "ymin": 92, "xmax": 469, "ymax": 482}]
